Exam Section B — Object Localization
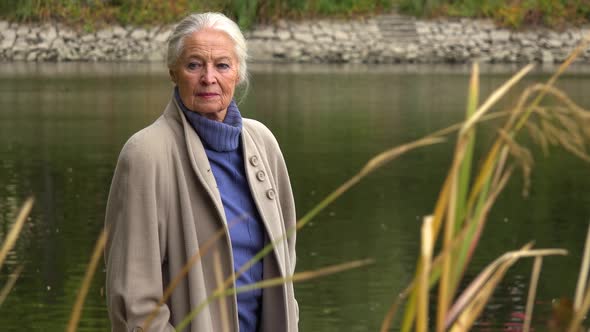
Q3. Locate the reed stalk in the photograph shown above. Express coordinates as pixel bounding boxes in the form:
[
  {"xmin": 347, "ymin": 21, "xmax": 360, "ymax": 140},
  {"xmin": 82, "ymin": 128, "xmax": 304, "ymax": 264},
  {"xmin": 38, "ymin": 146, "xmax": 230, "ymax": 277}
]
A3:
[
  {"xmin": 574, "ymin": 223, "xmax": 590, "ymax": 310},
  {"xmin": 0, "ymin": 264, "xmax": 23, "ymax": 306},
  {"xmin": 213, "ymin": 250, "xmax": 230, "ymax": 332},
  {"xmin": 523, "ymin": 257, "xmax": 543, "ymax": 332},
  {"xmin": 142, "ymin": 221, "xmax": 237, "ymax": 331},
  {"xmin": 175, "ymin": 259, "xmax": 373, "ymax": 331},
  {"xmin": 448, "ymin": 248, "xmax": 566, "ymax": 330},
  {"xmin": 417, "ymin": 216, "xmax": 433, "ymax": 332},
  {"xmin": 0, "ymin": 197, "xmax": 34, "ymax": 271},
  {"xmin": 67, "ymin": 228, "xmax": 108, "ymax": 332}
]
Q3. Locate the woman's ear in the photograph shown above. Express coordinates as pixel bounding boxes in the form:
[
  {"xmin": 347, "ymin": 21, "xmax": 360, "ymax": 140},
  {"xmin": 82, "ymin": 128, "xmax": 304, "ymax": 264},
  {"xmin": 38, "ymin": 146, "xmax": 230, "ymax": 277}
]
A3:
[{"xmin": 169, "ymin": 69, "xmax": 177, "ymax": 84}]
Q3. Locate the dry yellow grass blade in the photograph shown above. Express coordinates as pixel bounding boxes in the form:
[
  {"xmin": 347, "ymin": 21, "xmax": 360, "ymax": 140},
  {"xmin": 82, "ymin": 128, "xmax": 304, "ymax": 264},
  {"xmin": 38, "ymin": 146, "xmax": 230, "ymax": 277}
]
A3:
[
  {"xmin": 232, "ymin": 258, "xmax": 374, "ymax": 294},
  {"xmin": 220, "ymin": 136, "xmax": 447, "ymax": 308},
  {"xmin": 379, "ymin": 285, "xmax": 413, "ymax": 332},
  {"xmin": 445, "ymin": 242, "xmax": 533, "ymax": 328},
  {"xmin": 460, "ymin": 64, "xmax": 534, "ymax": 136},
  {"xmin": 437, "ymin": 65, "xmax": 534, "ymax": 332},
  {"xmin": 142, "ymin": 221, "xmax": 234, "ymax": 331},
  {"xmin": 523, "ymin": 257, "xmax": 543, "ymax": 332},
  {"xmin": 450, "ymin": 255, "xmax": 514, "ymax": 332},
  {"xmin": 0, "ymin": 197, "xmax": 34, "ymax": 271},
  {"xmin": 0, "ymin": 264, "xmax": 24, "ymax": 306},
  {"xmin": 67, "ymin": 228, "xmax": 108, "ymax": 332},
  {"xmin": 176, "ymin": 259, "xmax": 373, "ymax": 331},
  {"xmin": 447, "ymin": 247, "xmax": 567, "ymax": 330},
  {"xmin": 568, "ymin": 285, "xmax": 590, "ymax": 332},
  {"xmin": 417, "ymin": 216, "xmax": 433, "ymax": 332},
  {"xmin": 574, "ymin": 224, "xmax": 590, "ymax": 310},
  {"xmin": 213, "ymin": 250, "xmax": 230, "ymax": 332}
]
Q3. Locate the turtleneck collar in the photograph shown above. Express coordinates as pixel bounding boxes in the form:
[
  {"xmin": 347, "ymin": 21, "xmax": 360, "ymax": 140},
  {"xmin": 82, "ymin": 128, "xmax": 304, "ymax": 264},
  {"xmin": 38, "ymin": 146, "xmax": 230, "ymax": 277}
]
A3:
[{"xmin": 175, "ymin": 87, "xmax": 243, "ymax": 152}]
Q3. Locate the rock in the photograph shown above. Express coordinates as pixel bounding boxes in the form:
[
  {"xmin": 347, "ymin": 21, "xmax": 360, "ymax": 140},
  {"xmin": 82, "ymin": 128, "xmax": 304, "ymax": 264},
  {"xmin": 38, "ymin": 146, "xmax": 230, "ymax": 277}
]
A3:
[
  {"xmin": 147, "ymin": 49, "xmax": 165, "ymax": 62},
  {"xmin": 112, "ymin": 25, "xmax": 127, "ymax": 37},
  {"xmin": 277, "ymin": 30, "xmax": 291, "ymax": 41},
  {"xmin": 39, "ymin": 25, "xmax": 57, "ymax": 42},
  {"xmin": 251, "ymin": 26, "xmax": 275, "ymax": 39},
  {"xmin": 13, "ymin": 51, "xmax": 26, "ymax": 61},
  {"xmin": 26, "ymin": 51, "xmax": 37, "ymax": 61},
  {"xmin": 293, "ymin": 32, "xmax": 314, "ymax": 44},
  {"xmin": 1, "ymin": 29, "xmax": 16, "ymax": 48},
  {"xmin": 60, "ymin": 28, "xmax": 76, "ymax": 41},
  {"xmin": 97, "ymin": 28, "xmax": 113, "ymax": 40},
  {"xmin": 542, "ymin": 50, "xmax": 554, "ymax": 63},
  {"xmin": 546, "ymin": 38, "xmax": 562, "ymax": 48},
  {"xmin": 490, "ymin": 30, "xmax": 510, "ymax": 42},
  {"xmin": 155, "ymin": 29, "xmax": 171, "ymax": 43},
  {"xmin": 148, "ymin": 26, "xmax": 160, "ymax": 38},
  {"xmin": 333, "ymin": 30, "xmax": 348, "ymax": 41},
  {"xmin": 130, "ymin": 28, "xmax": 148, "ymax": 40},
  {"xmin": 0, "ymin": 21, "xmax": 9, "ymax": 31},
  {"xmin": 316, "ymin": 36, "xmax": 332, "ymax": 44},
  {"xmin": 16, "ymin": 26, "xmax": 29, "ymax": 36},
  {"xmin": 81, "ymin": 34, "xmax": 95, "ymax": 43}
]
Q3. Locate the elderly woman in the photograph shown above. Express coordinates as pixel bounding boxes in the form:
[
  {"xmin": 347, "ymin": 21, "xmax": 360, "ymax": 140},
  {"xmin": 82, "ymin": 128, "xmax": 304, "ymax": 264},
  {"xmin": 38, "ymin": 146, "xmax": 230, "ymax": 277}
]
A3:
[{"xmin": 104, "ymin": 12, "xmax": 298, "ymax": 332}]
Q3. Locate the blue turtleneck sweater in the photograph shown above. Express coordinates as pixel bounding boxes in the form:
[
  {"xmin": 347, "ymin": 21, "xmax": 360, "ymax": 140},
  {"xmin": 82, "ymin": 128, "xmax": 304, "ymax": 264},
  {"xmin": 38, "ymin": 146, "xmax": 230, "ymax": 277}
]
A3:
[{"xmin": 176, "ymin": 89, "xmax": 265, "ymax": 332}]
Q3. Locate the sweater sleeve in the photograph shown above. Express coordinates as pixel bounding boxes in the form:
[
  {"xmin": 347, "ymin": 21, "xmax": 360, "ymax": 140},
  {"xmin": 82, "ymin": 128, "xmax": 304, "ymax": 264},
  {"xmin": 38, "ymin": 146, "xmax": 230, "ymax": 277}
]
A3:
[{"xmin": 104, "ymin": 136, "xmax": 174, "ymax": 332}]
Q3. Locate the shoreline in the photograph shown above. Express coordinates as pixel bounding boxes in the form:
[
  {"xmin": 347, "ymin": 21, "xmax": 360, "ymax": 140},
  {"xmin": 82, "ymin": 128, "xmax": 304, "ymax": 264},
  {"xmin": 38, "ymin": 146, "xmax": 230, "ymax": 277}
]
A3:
[{"xmin": 0, "ymin": 15, "xmax": 588, "ymax": 64}]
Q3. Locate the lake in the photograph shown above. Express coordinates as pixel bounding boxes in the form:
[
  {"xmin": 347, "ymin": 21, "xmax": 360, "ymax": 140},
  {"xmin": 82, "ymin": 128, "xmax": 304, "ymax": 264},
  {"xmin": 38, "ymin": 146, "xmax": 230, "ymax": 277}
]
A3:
[{"xmin": 0, "ymin": 62, "xmax": 588, "ymax": 331}]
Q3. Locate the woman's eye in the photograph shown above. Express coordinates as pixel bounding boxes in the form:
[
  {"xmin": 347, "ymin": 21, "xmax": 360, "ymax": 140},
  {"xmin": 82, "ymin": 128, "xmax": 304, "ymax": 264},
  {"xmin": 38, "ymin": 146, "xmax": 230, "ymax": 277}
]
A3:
[
  {"xmin": 217, "ymin": 63, "xmax": 230, "ymax": 70},
  {"xmin": 187, "ymin": 62, "xmax": 201, "ymax": 70}
]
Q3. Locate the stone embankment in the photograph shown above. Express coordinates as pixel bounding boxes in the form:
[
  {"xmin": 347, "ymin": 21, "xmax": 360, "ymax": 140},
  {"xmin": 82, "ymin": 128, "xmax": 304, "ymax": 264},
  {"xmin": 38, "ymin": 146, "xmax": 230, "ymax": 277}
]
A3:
[{"xmin": 0, "ymin": 15, "xmax": 588, "ymax": 64}]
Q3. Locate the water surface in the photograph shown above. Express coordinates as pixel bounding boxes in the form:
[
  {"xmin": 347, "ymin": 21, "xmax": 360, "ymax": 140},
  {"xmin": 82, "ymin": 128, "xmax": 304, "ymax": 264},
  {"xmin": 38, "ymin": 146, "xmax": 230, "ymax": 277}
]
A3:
[{"xmin": 0, "ymin": 62, "xmax": 588, "ymax": 331}]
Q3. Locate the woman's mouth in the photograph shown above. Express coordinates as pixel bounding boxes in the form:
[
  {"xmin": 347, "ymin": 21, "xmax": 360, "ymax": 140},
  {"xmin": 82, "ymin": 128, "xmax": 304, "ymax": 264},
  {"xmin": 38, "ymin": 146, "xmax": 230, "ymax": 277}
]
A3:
[{"xmin": 197, "ymin": 93, "xmax": 219, "ymax": 99}]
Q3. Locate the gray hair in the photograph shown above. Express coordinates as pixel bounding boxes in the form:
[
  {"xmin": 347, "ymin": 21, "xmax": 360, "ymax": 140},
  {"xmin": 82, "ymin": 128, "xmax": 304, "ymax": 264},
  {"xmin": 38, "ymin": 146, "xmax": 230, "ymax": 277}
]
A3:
[{"xmin": 167, "ymin": 12, "xmax": 248, "ymax": 87}]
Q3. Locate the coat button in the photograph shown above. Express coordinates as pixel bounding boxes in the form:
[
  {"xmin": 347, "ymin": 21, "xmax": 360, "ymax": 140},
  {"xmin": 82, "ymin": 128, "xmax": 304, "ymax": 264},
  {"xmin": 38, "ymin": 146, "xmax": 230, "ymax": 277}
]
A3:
[
  {"xmin": 266, "ymin": 189, "xmax": 276, "ymax": 200},
  {"xmin": 256, "ymin": 170, "xmax": 266, "ymax": 182},
  {"xmin": 249, "ymin": 155, "xmax": 259, "ymax": 166}
]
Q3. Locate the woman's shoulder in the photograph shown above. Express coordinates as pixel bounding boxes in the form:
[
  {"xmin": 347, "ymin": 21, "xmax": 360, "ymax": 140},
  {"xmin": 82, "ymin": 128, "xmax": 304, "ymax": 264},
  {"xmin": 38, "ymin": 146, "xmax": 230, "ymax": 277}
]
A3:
[
  {"xmin": 243, "ymin": 118, "xmax": 279, "ymax": 147},
  {"xmin": 118, "ymin": 116, "xmax": 176, "ymax": 164}
]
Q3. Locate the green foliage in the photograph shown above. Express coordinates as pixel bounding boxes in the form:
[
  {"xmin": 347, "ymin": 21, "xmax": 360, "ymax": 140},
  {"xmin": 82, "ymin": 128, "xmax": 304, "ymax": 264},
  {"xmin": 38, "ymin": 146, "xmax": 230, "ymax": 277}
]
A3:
[
  {"xmin": 0, "ymin": 0, "xmax": 394, "ymax": 29},
  {"xmin": 398, "ymin": 0, "xmax": 590, "ymax": 28}
]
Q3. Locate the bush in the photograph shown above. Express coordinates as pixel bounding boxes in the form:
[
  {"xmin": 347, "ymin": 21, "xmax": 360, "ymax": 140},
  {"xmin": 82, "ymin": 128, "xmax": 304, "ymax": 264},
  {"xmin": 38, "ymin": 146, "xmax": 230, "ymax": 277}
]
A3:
[
  {"xmin": 0, "ymin": 0, "xmax": 394, "ymax": 29},
  {"xmin": 397, "ymin": 0, "xmax": 590, "ymax": 28}
]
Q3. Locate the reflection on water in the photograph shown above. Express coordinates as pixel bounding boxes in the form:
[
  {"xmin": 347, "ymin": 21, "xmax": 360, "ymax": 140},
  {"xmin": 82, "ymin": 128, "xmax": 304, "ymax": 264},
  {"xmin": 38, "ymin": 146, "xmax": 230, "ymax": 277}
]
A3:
[{"xmin": 0, "ymin": 62, "xmax": 588, "ymax": 331}]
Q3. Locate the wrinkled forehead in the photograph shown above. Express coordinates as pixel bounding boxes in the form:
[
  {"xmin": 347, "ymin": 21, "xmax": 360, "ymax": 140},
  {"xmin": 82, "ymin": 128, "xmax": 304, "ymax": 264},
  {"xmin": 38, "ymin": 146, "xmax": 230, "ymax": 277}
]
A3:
[{"xmin": 180, "ymin": 29, "xmax": 237, "ymax": 60}]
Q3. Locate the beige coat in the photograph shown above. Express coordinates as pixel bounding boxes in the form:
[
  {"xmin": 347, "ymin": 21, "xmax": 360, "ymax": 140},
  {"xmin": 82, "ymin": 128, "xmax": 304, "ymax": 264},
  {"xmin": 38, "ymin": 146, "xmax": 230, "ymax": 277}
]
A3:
[{"xmin": 105, "ymin": 96, "xmax": 298, "ymax": 332}]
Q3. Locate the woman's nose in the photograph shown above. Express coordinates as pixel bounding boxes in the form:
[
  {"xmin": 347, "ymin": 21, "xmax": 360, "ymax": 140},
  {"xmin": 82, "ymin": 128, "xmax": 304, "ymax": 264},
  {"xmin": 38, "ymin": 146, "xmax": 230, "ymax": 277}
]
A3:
[{"xmin": 200, "ymin": 65, "xmax": 216, "ymax": 85}]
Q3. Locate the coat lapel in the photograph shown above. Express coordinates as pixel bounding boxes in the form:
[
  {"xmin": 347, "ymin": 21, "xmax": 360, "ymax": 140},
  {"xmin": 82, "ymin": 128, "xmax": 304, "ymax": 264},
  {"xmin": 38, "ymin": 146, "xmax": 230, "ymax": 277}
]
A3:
[
  {"xmin": 166, "ymin": 98, "xmax": 227, "ymax": 223},
  {"xmin": 241, "ymin": 126, "xmax": 288, "ymax": 277}
]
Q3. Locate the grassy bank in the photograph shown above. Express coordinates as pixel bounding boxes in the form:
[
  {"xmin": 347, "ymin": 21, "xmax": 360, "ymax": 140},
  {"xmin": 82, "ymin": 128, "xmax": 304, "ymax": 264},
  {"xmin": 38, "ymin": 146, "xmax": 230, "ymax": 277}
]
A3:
[
  {"xmin": 1, "ymin": 0, "xmax": 589, "ymax": 30},
  {"xmin": 0, "ymin": 0, "xmax": 393, "ymax": 30},
  {"xmin": 399, "ymin": 0, "xmax": 590, "ymax": 28}
]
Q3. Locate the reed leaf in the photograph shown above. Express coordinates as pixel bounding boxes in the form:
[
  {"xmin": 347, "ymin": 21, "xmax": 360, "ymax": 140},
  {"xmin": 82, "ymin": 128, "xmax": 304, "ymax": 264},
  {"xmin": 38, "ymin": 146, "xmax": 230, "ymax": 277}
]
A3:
[
  {"xmin": 447, "ymin": 246, "xmax": 567, "ymax": 330},
  {"xmin": 417, "ymin": 216, "xmax": 434, "ymax": 332},
  {"xmin": 176, "ymin": 259, "xmax": 373, "ymax": 331},
  {"xmin": 460, "ymin": 64, "xmax": 534, "ymax": 135},
  {"xmin": 445, "ymin": 243, "xmax": 532, "ymax": 328},
  {"xmin": 67, "ymin": 228, "xmax": 108, "ymax": 332},
  {"xmin": 574, "ymin": 223, "xmax": 590, "ymax": 310},
  {"xmin": 219, "ymin": 136, "xmax": 447, "ymax": 309},
  {"xmin": 0, "ymin": 264, "xmax": 23, "ymax": 306},
  {"xmin": 453, "ymin": 61, "xmax": 479, "ymax": 261},
  {"xmin": 142, "ymin": 220, "xmax": 239, "ymax": 331},
  {"xmin": 213, "ymin": 250, "xmax": 230, "ymax": 332},
  {"xmin": 568, "ymin": 285, "xmax": 590, "ymax": 332},
  {"xmin": 523, "ymin": 257, "xmax": 543, "ymax": 332},
  {"xmin": 0, "ymin": 197, "xmax": 34, "ymax": 272},
  {"xmin": 514, "ymin": 35, "xmax": 590, "ymax": 133}
]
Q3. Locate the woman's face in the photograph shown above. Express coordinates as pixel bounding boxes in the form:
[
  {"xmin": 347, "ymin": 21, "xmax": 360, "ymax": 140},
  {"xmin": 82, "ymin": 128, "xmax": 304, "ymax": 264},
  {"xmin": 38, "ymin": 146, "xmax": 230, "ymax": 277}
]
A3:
[{"xmin": 170, "ymin": 28, "xmax": 240, "ymax": 122}]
